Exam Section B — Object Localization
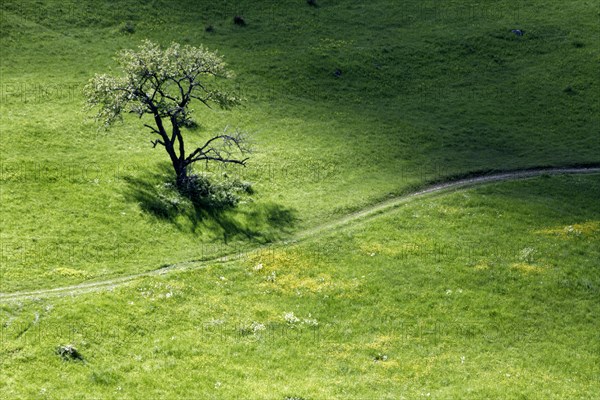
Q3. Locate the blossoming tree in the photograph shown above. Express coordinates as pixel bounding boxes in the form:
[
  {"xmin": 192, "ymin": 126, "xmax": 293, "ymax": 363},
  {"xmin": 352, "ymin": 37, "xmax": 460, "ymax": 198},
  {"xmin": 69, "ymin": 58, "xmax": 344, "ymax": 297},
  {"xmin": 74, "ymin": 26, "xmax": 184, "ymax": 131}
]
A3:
[{"xmin": 85, "ymin": 40, "xmax": 250, "ymax": 189}]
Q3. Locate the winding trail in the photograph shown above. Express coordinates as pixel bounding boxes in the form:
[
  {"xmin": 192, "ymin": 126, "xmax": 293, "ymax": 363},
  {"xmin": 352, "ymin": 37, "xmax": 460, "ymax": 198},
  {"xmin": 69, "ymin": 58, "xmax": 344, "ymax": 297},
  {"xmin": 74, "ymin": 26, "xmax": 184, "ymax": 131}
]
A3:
[{"xmin": 2, "ymin": 166, "xmax": 599, "ymax": 302}]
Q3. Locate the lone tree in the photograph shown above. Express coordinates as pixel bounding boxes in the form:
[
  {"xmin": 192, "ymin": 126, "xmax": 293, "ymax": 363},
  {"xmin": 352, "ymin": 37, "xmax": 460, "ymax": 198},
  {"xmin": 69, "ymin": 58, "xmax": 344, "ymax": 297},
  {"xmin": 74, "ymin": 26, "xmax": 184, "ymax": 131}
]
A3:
[{"xmin": 85, "ymin": 40, "xmax": 250, "ymax": 189}]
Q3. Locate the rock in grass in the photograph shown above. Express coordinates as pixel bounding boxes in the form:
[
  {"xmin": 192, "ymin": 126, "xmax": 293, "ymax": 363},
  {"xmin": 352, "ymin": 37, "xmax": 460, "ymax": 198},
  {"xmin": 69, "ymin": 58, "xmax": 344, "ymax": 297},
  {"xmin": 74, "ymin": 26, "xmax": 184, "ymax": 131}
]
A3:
[
  {"xmin": 233, "ymin": 15, "xmax": 246, "ymax": 26},
  {"xmin": 56, "ymin": 344, "xmax": 84, "ymax": 362},
  {"xmin": 307, "ymin": 0, "xmax": 318, "ymax": 7},
  {"xmin": 511, "ymin": 29, "xmax": 525, "ymax": 36},
  {"xmin": 120, "ymin": 21, "xmax": 135, "ymax": 34}
]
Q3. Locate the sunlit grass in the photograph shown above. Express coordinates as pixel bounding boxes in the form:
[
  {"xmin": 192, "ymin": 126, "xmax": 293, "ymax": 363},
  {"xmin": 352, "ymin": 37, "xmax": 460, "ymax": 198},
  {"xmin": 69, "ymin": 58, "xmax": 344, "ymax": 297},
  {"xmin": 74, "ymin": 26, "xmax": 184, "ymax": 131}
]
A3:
[
  {"xmin": 1, "ymin": 0, "xmax": 599, "ymax": 291},
  {"xmin": 0, "ymin": 0, "xmax": 599, "ymax": 397},
  {"xmin": 1, "ymin": 175, "xmax": 599, "ymax": 398}
]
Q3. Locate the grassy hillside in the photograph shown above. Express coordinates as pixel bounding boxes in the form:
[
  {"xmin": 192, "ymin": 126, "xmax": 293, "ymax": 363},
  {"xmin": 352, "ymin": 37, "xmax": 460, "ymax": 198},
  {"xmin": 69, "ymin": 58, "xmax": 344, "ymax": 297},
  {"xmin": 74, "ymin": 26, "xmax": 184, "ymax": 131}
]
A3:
[
  {"xmin": 1, "ymin": 174, "xmax": 599, "ymax": 398},
  {"xmin": 1, "ymin": 0, "xmax": 598, "ymax": 290},
  {"xmin": 0, "ymin": 1, "xmax": 599, "ymax": 397}
]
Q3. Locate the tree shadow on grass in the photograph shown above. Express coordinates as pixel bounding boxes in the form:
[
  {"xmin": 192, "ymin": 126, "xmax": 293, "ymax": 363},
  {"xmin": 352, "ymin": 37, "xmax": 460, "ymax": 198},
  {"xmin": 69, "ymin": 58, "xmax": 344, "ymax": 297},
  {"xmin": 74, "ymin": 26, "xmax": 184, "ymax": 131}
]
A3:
[{"xmin": 122, "ymin": 164, "xmax": 297, "ymax": 243}]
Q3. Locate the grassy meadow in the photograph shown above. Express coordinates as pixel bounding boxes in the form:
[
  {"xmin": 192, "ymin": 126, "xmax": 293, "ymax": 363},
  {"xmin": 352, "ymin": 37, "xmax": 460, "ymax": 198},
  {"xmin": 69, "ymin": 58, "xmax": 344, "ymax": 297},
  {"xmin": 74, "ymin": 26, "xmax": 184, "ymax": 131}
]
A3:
[
  {"xmin": 1, "ymin": 174, "xmax": 599, "ymax": 398},
  {"xmin": 0, "ymin": 0, "xmax": 599, "ymax": 398}
]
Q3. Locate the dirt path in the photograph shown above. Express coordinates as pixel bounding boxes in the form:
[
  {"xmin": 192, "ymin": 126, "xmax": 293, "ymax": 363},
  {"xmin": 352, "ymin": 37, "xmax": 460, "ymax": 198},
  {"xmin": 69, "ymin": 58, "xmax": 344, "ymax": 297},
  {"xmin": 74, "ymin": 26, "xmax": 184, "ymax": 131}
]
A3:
[{"xmin": 2, "ymin": 166, "xmax": 599, "ymax": 302}]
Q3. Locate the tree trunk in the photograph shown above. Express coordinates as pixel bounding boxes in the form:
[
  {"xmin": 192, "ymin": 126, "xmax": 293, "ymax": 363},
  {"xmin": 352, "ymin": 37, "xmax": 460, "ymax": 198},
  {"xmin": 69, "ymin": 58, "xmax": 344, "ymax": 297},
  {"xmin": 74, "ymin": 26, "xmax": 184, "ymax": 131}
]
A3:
[
  {"xmin": 175, "ymin": 161, "xmax": 188, "ymax": 189},
  {"xmin": 162, "ymin": 136, "xmax": 187, "ymax": 189}
]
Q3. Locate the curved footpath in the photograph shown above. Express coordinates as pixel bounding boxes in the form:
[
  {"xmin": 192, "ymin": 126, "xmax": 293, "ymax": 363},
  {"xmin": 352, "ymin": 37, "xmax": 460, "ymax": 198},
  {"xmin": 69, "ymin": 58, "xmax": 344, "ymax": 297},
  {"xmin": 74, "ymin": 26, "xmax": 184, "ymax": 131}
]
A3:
[{"xmin": 2, "ymin": 166, "xmax": 599, "ymax": 302}]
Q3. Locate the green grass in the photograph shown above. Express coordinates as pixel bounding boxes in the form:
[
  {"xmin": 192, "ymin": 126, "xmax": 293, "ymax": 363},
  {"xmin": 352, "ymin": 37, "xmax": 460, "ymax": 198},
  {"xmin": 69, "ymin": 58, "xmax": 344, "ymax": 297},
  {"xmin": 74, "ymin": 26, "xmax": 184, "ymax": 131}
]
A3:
[
  {"xmin": 1, "ymin": 0, "xmax": 599, "ymax": 290},
  {"xmin": 1, "ymin": 174, "xmax": 599, "ymax": 398},
  {"xmin": 1, "ymin": 0, "xmax": 599, "ymax": 397}
]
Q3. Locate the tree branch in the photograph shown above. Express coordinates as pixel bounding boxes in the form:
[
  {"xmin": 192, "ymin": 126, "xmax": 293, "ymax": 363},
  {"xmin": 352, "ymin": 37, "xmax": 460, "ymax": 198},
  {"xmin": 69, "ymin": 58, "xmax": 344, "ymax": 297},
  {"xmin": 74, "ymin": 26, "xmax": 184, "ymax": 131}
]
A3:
[
  {"xmin": 188, "ymin": 155, "xmax": 249, "ymax": 166},
  {"xmin": 144, "ymin": 124, "xmax": 161, "ymax": 135},
  {"xmin": 190, "ymin": 95, "xmax": 213, "ymax": 109},
  {"xmin": 151, "ymin": 139, "xmax": 165, "ymax": 148},
  {"xmin": 185, "ymin": 134, "xmax": 232, "ymax": 163}
]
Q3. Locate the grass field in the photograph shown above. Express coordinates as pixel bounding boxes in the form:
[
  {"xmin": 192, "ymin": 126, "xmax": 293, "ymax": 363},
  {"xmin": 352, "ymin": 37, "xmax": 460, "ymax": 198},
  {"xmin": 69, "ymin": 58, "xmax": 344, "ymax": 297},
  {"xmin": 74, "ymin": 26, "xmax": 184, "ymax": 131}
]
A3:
[
  {"xmin": 1, "ymin": 174, "xmax": 599, "ymax": 398},
  {"xmin": 1, "ymin": 0, "xmax": 599, "ymax": 398}
]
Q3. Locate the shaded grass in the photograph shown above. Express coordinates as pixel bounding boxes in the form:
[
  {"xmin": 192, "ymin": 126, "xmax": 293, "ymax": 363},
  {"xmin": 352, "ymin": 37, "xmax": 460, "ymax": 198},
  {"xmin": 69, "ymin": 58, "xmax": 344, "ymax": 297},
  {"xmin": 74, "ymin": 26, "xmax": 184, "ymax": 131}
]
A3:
[{"xmin": 1, "ymin": 0, "xmax": 599, "ymax": 291}]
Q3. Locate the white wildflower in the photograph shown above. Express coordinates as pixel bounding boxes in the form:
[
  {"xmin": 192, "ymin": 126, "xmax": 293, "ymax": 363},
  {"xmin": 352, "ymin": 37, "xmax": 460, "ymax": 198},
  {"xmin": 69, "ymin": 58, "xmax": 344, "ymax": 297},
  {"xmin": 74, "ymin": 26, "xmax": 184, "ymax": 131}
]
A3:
[
  {"xmin": 303, "ymin": 313, "xmax": 318, "ymax": 326},
  {"xmin": 519, "ymin": 247, "xmax": 536, "ymax": 262},
  {"xmin": 284, "ymin": 312, "xmax": 300, "ymax": 324},
  {"xmin": 251, "ymin": 322, "xmax": 266, "ymax": 332}
]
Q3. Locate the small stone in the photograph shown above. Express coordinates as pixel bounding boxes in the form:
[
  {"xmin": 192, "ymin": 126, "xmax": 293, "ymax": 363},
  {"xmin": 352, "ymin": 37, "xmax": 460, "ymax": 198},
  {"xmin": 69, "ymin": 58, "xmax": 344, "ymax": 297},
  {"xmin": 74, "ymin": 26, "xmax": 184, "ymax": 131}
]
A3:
[{"xmin": 233, "ymin": 15, "xmax": 246, "ymax": 26}]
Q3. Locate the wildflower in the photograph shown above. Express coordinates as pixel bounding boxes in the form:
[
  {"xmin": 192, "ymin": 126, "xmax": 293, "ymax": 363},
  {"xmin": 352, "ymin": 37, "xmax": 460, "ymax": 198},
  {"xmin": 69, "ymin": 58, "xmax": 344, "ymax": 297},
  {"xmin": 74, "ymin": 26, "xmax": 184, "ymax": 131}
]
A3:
[
  {"xmin": 519, "ymin": 247, "xmax": 536, "ymax": 262},
  {"xmin": 251, "ymin": 322, "xmax": 266, "ymax": 332},
  {"xmin": 284, "ymin": 312, "xmax": 300, "ymax": 324},
  {"xmin": 303, "ymin": 313, "xmax": 318, "ymax": 326}
]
